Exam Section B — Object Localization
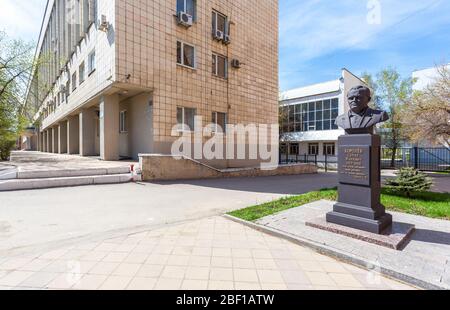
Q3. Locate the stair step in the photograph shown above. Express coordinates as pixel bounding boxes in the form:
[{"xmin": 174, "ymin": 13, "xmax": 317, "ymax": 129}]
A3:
[
  {"xmin": 0, "ymin": 174, "xmax": 133, "ymax": 191},
  {"xmin": 17, "ymin": 167, "xmax": 131, "ymax": 179}
]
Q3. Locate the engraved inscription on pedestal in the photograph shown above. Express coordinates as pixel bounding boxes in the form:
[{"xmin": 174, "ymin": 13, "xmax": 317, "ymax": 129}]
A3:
[{"xmin": 338, "ymin": 146, "xmax": 371, "ymax": 186}]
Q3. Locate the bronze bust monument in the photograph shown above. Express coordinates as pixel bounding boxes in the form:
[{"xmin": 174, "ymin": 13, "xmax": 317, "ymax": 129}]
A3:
[{"xmin": 336, "ymin": 85, "xmax": 389, "ymax": 134}]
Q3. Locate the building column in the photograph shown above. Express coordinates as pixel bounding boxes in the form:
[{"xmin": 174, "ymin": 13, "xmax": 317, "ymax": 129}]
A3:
[
  {"xmin": 52, "ymin": 127, "xmax": 59, "ymax": 153},
  {"xmin": 58, "ymin": 122, "xmax": 68, "ymax": 154},
  {"xmin": 46, "ymin": 130, "xmax": 51, "ymax": 153},
  {"xmin": 100, "ymin": 95, "xmax": 120, "ymax": 161},
  {"xmin": 79, "ymin": 108, "xmax": 96, "ymax": 156},
  {"xmin": 41, "ymin": 132, "xmax": 45, "ymax": 152},
  {"xmin": 67, "ymin": 115, "xmax": 80, "ymax": 154}
]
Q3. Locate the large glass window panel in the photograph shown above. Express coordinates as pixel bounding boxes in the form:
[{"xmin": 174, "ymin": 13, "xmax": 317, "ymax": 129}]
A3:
[
  {"xmin": 309, "ymin": 111, "xmax": 315, "ymax": 122},
  {"xmin": 308, "ymin": 122, "xmax": 316, "ymax": 131},
  {"xmin": 302, "ymin": 103, "xmax": 308, "ymax": 113},
  {"xmin": 332, "ymin": 98, "xmax": 339, "ymax": 109},
  {"xmin": 308, "ymin": 102, "xmax": 315, "ymax": 111},
  {"xmin": 324, "ymin": 110, "xmax": 330, "ymax": 119},
  {"xmin": 295, "ymin": 124, "xmax": 301, "ymax": 132},
  {"xmin": 316, "ymin": 121, "xmax": 323, "ymax": 131},
  {"xmin": 323, "ymin": 120, "xmax": 331, "ymax": 130},
  {"xmin": 183, "ymin": 44, "xmax": 195, "ymax": 67},
  {"xmin": 323, "ymin": 99, "xmax": 331, "ymax": 110},
  {"xmin": 315, "ymin": 101, "xmax": 323, "ymax": 110},
  {"xmin": 332, "ymin": 109, "xmax": 339, "ymax": 119},
  {"xmin": 302, "ymin": 123, "xmax": 308, "ymax": 131},
  {"xmin": 295, "ymin": 114, "xmax": 301, "ymax": 122},
  {"xmin": 302, "ymin": 112, "xmax": 308, "ymax": 122},
  {"xmin": 185, "ymin": 107, "xmax": 196, "ymax": 131},
  {"xmin": 316, "ymin": 111, "xmax": 322, "ymax": 121}
]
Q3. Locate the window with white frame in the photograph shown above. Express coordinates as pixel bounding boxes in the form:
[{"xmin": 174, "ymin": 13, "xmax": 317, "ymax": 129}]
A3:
[
  {"xmin": 119, "ymin": 110, "xmax": 128, "ymax": 133},
  {"xmin": 308, "ymin": 143, "xmax": 319, "ymax": 156},
  {"xmin": 323, "ymin": 143, "xmax": 336, "ymax": 156},
  {"xmin": 212, "ymin": 53, "xmax": 227, "ymax": 78},
  {"xmin": 177, "ymin": 107, "xmax": 196, "ymax": 132},
  {"xmin": 176, "ymin": 0, "xmax": 196, "ymax": 20},
  {"xmin": 212, "ymin": 10, "xmax": 228, "ymax": 34},
  {"xmin": 88, "ymin": 50, "xmax": 96, "ymax": 74},
  {"xmin": 212, "ymin": 112, "xmax": 227, "ymax": 133},
  {"xmin": 177, "ymin": 41, "xmax": 195, "ymax": 68},
  {"xmin": 72, "ymin": 72, "xmax": 77, "ymax": 91},
  {"xmin": 79, "ymin": 62, "xmax": 85, "ymax": 84}
]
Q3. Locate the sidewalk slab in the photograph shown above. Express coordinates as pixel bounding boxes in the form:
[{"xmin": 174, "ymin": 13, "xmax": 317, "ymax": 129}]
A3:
[{"xmin": 226, "ymin": 200, "xmax": 450, "ymax": 290}]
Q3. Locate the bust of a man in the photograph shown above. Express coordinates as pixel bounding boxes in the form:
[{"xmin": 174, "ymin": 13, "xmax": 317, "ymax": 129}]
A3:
[{"xmin": 336, "ymin": 85, "xmax": 389, "ymax": 134}]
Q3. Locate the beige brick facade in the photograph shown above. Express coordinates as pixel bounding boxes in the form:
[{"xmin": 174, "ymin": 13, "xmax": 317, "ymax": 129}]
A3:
[{"xmin": 29, "ymin": 0, "xmax": 279, "ymax": 168}]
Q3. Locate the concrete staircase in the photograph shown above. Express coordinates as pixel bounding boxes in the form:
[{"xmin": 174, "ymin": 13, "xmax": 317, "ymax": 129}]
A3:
[{"xmin": 0, "ymin": 166, "xmax": 133, "ymax": 191}]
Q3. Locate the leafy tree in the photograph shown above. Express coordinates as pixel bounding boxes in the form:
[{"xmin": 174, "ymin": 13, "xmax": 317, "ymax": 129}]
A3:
[
  {"xmin": 0, "ymin": 31, "xmax": 48, "ymax": 159},
  {"xmin": 402, "ymin": 64, "xmax": 450, "ymax": 148},
  {"xmin": 363, "ymin": 68, "xmax": 415, "ymax": 167},
  {"xmin": 361, "ymin": 72, "xmax": 382, "ymax": 110},
  {"xmin": 384, "ymin": 167, "xmax": 433, "ymax": 198}
]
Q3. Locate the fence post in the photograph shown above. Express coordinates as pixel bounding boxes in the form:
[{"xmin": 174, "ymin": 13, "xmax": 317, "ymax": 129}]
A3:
[
  {"xmin": 325, "ymin": 154, "xmax": 328, "ymax": 172},
  {"xmin": 315, "ymin": 154, "xmax": 318, "ymax": 166},
  {"xmin": 414, "ymin": 147, "xmax": 419, "ymax": 169}
]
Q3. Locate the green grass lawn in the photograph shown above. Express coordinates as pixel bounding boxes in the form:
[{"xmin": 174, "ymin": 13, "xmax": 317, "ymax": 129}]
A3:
[{"xmin": 228, "ymin": 188, "xmax": 450, "ymax": 222}]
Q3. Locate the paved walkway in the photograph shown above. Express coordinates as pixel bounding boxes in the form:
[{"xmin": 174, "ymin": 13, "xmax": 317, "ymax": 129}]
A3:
[
  {"xmin": 3, "ymin": 151, "xmax": 135, "ymax": 173},
  {"xmin": 256, "ymin": 200, "xmax": 450, "ymax": 290},
  {"xmin": 0, "ymin": 216, "xmax": 415, "ymax": 290}
]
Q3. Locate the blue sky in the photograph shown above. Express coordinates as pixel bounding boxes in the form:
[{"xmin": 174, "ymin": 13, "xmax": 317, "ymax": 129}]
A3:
[{"xmin": 1, "ymin": 0, "xmax": 449, "ymax": 91}]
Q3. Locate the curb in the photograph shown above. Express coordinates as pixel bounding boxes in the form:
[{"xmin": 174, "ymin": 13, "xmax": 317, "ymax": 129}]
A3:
[{"xmin": 223, "ymin": 214, "xmax": 446, "ymax": 290}]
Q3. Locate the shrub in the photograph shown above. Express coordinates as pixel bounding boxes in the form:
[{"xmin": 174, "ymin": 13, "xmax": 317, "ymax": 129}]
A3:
[
  {"xmin": 384, "ymin": 167, "xmax": 433, "ymax": 198},
  {"xmin": 0, "ymin": 138, "xmax": 16, "ymax": 161}
]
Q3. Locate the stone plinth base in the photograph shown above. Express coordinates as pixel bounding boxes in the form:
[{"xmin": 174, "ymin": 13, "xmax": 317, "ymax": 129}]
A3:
[{"xmin": 306, "ymin": 216, "xmax": 415, "ymax": 250}]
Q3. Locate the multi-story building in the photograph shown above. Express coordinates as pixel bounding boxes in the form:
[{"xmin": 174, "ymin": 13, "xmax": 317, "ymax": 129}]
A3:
[
  {"xmin": 279, "ymin": 69, "xmax": 365, "ymax": 164},
  {"xmin": 26, "ymin": 0, "xmax": 278, "ymax": 169}
]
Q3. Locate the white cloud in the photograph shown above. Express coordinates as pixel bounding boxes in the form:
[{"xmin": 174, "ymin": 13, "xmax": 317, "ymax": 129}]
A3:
[
  {"xmin": 280, "ymin": 0, "xmax": 448, "ymax": 62},
  {"xmin": 0, "ymin": 0, "xmax": 47, "ymax": 42}
]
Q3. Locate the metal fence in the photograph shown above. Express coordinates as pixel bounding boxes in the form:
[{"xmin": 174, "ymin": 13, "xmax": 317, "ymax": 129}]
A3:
[
  {"xmin": 381, "ymin": 147, "xmax": 450, "ymax": 172},
  {"xmin": 279, "ymin": 153, "xmax": 338, "ymax": 172},
  {"xmin": 280, "ymin": 147, "xmax": 450, "ymax": 173}
]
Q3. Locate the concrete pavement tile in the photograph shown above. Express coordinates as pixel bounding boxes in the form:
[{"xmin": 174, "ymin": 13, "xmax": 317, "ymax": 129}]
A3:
[
  {"xmin": 257, "ymin": 270, "xmax": 284, "ymax": 284},
  {"xmin": 274, "ymin": 259, "xmax": 299, "ymax": 270},
  {"xmin": 191, "ymin": 247, "xmax": 212, "ymax": 257},
  {"xmin": 305, "ymin": 272, "xmax": 338, "ymax": 287},
  {"xmin": 112, "ymin": 263, "xmax": 141, "ymax": 277},
  {"xmin": 124, "ymin": 253, "xmax": 149, "ymax": 264},
  {"xmin": 181, "ymin": 280, "xmax": 208, "ymax": 290},
  {"xmin": 260, "ymin": 283, "xmax": 288, "ymax": 290},
  {"xmin": 233, "ymin": 269, "xmax": 259, "ymax": 283},
  {"xmin": 189, "ymin": 256, "xmax": 211, "ymax": 267},
  {"xmin": 207, "ymin": 281, "xmax": 234, "ymax": 290},
  {"xmin": 0, "ymin": 258, "xmax": 34, "ymax": 271},
  {"xmin": 319, "ymin": 261, "xmax": 348, "ymax": 273},
  {"xmin": 154, "ymin": 278, "xmax": 182, "ymax": 290},
  {"xmin": 297, "ymin": 261, "xmax": 326, "ymax": 272},
  {"xmin": 73, "ymin": 274, "xmax": 107, "ymax": 290},
  {"xmin": 161, "ymin": 266, "xmax": 186, "ymax": 279},
  {"xmin": 252, "ymin": 249, "xmax": 272, "ymax": 259},
  {"xmin": 0, "ymin": 271, "xmax": 34, "ymax": 287},
  {"xmin": 167, "ymin": 255, "xmax": 190, "ymax": 266},
  {"xmin": 254, "ymin": 259, "xmax": 278, "ymax": 270},
  {"xmin": 80, "ymin": 251, "xmax": 109, "ymax": 262},
  {"xmin": 185, "ymin": 267, "xmax": 210, "ymax": 280},
  {"xmin": 47, "ymin": 273, "xmax": 81, "ymax": 289},
  {"xmin": 18, "ymin": 259, "xmax": 53, "ymax": 272},
  {"xmin": 234, "ymin": 282, "xmax": 261, "ymax": 290},
  {"xmin": 210, "ymin": 268, "xmax": 233, "ymax": 281},
  {"xmin": 231, "ymin": 249, "xmax": 252, "ymax": 258},
  {"xmin": 100, "ymin": 276, "xmax": 133, "ymax": 290},
  {"xmin": 328, "ymin": 273, "xmax": 364, "ymax": 288},
  {"xmin": 280, "ymin": 269, "xmax": 311, "ymax": 285},
  {"xmin": 145, "ymin": 254, "xmax": 170, "ymax": 265},
  {"xmin": 136, "ymin": 265, "xmax": 164, "ymax": 278},
  {"xmin": 102, "ymin": 252, "xmax": 129, "ymax": 263},
  {"xmin": 232, "ymin": 258, "xmax": 255, "ymax": 269},
  {"xmin": 126, "ymin": 277, "xmax": 157, "ymax": 290},
  {"xmin": 211, "ymin": 257, "xmax": 233, "ymax": 268},
  {"xmin": 212, "ymin": 248, "xmax": 232, "ymax": 257},
  {"xmin": 19, "ymin": 272, "xmax": 59, "ymax": 288},
  {"xmin": 88, "ymin": 262, "xmax": 120, "ymax": 276}
]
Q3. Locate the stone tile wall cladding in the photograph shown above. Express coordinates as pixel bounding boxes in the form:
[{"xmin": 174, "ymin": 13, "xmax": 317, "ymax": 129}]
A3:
[{"xmin": 115, "ymin": 0, "xmax": 279, "ymax": 162}]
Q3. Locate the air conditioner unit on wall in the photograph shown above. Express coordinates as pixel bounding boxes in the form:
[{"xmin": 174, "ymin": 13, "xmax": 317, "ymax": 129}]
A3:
[
  {"xmin": 213, "ymin": 30, "xmax": 224, "ymax": 41},
  {"xmin": 223, "ymin": 34, "xmax": 231, "ymax": 45},
  {"xmin": 99, "ymin": 15, "xmax": 109, "ymax": 32},
  {"xmin": 231, "ymin": 59, "xmax": 241, "ymax": 68},
  {"xmin": 177, "ymin": 11, "xmax": 193, "ymax": 27}
]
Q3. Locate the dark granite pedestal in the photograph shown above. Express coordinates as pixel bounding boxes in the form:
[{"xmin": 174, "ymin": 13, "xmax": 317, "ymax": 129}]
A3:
[{"xmin": 326, "ymin": 134, "xmax": 393, "ymax": 234}]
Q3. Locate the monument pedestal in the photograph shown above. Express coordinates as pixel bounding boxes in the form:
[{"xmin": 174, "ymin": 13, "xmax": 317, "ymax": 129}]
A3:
[{"xmin": 326, "ymin": 134, "xmax": 393, "ymax": 234}]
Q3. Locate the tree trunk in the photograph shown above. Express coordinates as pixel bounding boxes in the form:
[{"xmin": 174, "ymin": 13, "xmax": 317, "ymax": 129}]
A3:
[{"xmin": 390, "ymin": 147, "xmax": 397, "ymax": 168}]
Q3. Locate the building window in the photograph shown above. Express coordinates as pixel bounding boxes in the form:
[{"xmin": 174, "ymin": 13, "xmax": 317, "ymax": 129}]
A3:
[
  {"xmin": 280, "ymin": 97, "xmax": 339, "ymax": 135},
  {"xmin": 308, "ymin": 143, "xmax": 319, "ymax": 156},
  {"xmin": 177, "ymin": 107, "xmax": 196, "ymax": 132},
  {"xmin": 177, "ymin": 0, "xmax": 196, "ymax": 20},
  {"xmin": 72, "ymin": 72, "xmax": 77, "ymax": 91},
  {"xmin": 88, "ymin": 51, "xmax": 96, "ymax": 74},
  {"xmin": 212, "ymin": 10, "xmax": 228, "ymax": 34},
  {"xmin": 323, "ymin": 143, "xmax": 336, "ymax": 156},
  {"xmin": 212, "ymin": 53, "xmax": 227, "ymax": 78},
  {"xmin": 119, "ymin": 110, "xmax": 128, "ymax": 133},
  {"xmin": 66, "ymin": 80, "xmax": 70, "ymax": 100},
  {"xmin": 79, "ymin": 62, "xmax": 85, "ymax": 84},
  {"xmin": 212, "ymin": 112, "xmax": 227, "ymax": 133},
  {"xmin": 289, "ymin": 143, "xmax": 299, "ymax": 155},
  {"xmin": 177, "ymin": 41, "xmax": 195, "ymax": 68}
]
